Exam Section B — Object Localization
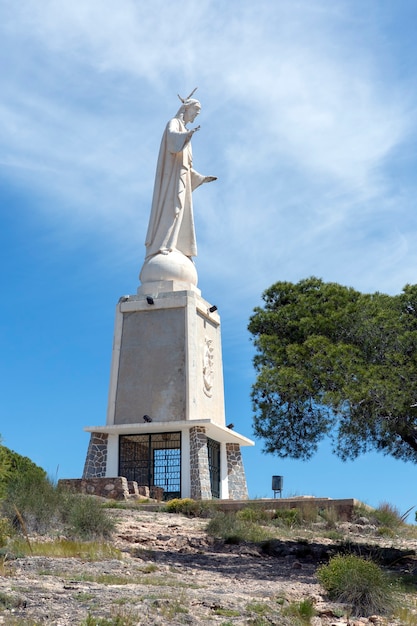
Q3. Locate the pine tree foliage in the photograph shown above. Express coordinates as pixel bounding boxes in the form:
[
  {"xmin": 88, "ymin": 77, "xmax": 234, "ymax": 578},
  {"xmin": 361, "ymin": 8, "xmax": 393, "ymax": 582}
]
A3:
[{"xmin": 248, "ymin": 277, "xmax": 417, "ymax": 461}]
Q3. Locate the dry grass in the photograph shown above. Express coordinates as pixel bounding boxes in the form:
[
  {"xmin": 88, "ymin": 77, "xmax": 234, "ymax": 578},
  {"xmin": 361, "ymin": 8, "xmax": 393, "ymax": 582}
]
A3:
[
  {"xmin": 395, "ymin": 597, "xmax": 417, "ymax": 626},
  {"xmin": 9, "ymin": 537, "xmax": 122, "ymax": 560}
]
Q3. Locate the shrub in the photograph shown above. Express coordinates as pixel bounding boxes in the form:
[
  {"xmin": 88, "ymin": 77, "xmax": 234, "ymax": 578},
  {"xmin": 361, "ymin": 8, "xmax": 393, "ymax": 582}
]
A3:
[
  {"xmin": 236, "ymin": 506, "xmax": 271, "ymax": 524},
  {"xmin": 164, "ymin": 498, "xmax": 200, "ymax": 516},
  {"xmin": 63, "ymin": 495, "xmax": 115, "ymax": 539},
  {"xmin": 1, "ymin": 445, "xmax": 114, "ymax": 540},
  {"xmin": 373, "ymin": 502, "xmax": 405, "ymax": 529},
  {"xmin": 0, "ymin": 591, "xmax": 25, "ymax": 610},
  {"xmin": 318, "ymin": 506, "xmax": 338, "ymax": 528},
  {"xmin": 355, "ymin": 501, "xmax": 411, "ymax": 528},
  {"xmin": 2, "ymin": 469, "xmax": 114, "ymax": 539},
  {"xmin": 282, "ymin": 597, "xmax": 316, "ymax": 623},
  {"xmin": 317, "ymin": 554, "xmax": 397, "ymax": 616},
  {"xmin": 273, "ymin": 508, "xmax": 300, "ymax": 528},
  {"xmin": 0, "ymin": 442, "xmax": 11, "ymax": 499},
  {"xmin": 1, "ymin": 443, "xmax": 55, "ymax": 534},
  {"xmin": 2, "ymin": 471, "xmax": 61, "ymax": 533},
  {"xmin": 81, "ymin": 611, "xmax": 137, "ymax": 626},
  {"xmin": 298, "ymin": 502, "xmax": 321, "ymax": 524},
  {"xmin": 164, "ymin": 498, "xmax": 217, "ymax": 517},
  {"xmin": 0, "ymin": 517, "xmax": 13, "ymax": 548},
  {"xmin": 298, "ymin": 598, "xmax": 316, "ymax": 621},
  {"xmin": 206, "ymin": 512, "xmax": 241, "ymax": 542},
  {"xmin": 0, "ymin": 444, "xmax": 46, "ymax": 485},
  {"xmin": 206, "ymin": 512, "xmax": 270, "ymax": 543}
]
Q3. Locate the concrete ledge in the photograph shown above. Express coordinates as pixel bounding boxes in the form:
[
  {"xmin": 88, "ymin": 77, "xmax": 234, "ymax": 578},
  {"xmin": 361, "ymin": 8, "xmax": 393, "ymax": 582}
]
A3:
[
  {"xmin": 214, "ymin": 497, "xmax": 362, "ymax": 521},
  {"xmin": 137, "ymin": 497, "xmax": 365, "ymax": 520}
]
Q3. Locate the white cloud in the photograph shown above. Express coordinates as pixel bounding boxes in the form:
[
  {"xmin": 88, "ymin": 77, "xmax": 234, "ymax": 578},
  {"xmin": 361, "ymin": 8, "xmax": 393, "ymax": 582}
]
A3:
[{"xmin": 1, "ymin": 0, "xmax": 417, "ymax": 298}]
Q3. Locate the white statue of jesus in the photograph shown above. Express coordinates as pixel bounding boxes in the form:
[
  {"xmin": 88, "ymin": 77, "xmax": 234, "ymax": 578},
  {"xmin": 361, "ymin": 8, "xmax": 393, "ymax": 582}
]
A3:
[{"xmin": 144, "ymin": 89, "xmax": 216, "ymax": 259}]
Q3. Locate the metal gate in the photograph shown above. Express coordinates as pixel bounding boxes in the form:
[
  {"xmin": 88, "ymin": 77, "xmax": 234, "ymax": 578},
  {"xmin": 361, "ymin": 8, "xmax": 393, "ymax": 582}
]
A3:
[
  {"xmin": 207, "ymin": 437, "xmax": 220, "ymax": 498},
  {"xmin": 119, "ymin": 433, "xmax": 181, "ymax": 500}
]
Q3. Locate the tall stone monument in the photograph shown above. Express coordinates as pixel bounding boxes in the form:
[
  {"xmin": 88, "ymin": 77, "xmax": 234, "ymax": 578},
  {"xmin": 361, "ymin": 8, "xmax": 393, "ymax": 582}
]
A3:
[{"xmin": 83, "ymin": 91, "xmax": 253, "ymax": 500}]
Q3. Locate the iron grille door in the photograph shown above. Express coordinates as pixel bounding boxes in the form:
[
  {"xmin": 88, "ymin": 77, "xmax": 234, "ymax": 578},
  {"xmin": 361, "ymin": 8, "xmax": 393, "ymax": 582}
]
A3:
[
  {"xmin": 118, "ymin": 435, "xmax": 150, "ymax": 485},
  {"xmin": 207, "ymin": 437, "xmax": 220, "ymax": 499},
  {"xmin": 119, "ymin": 433, "xmax": 181, "ymax": 500},
  {"xmin": 153, "ymin": 446, "xmax": 181, "ymax": 500}
]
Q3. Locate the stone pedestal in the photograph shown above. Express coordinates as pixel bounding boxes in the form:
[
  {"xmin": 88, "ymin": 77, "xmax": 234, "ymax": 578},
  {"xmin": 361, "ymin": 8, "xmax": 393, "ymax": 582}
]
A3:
[{"xmin": 107, "ymin": 289, "xmax": 226, "ymax": 427}]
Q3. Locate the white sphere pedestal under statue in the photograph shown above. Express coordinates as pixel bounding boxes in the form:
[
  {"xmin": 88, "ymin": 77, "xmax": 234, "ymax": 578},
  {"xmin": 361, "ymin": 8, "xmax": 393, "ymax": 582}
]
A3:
[{"xmin": 138, "ymin": 249, "xmax": 200, "ymax": 296}]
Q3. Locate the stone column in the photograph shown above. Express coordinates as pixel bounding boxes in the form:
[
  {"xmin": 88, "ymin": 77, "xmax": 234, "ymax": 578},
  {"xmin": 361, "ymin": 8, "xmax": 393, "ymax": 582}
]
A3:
[
  {"xmin": 83, "ymin": 432, "xmax": 108, "ymax": 478},
  {"xmin": 189, "ymin": 426, "xmax": 212, "ymax": 499},
  {"xmin": 226, "ymin": 443, "xmax": 249, "ymax": 500}
]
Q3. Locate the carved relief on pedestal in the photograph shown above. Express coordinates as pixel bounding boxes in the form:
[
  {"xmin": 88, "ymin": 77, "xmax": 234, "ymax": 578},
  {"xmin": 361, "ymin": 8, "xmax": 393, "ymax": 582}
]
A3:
[{"xmin": 203, "ymin": 337, "xmax": 214, "ymax": 397}]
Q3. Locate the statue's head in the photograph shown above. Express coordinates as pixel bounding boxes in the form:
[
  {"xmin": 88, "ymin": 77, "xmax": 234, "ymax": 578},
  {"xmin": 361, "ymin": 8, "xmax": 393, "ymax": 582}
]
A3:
[{"xmin": 176, "ymin": 88, "xmax": 201, "ymax": 122}]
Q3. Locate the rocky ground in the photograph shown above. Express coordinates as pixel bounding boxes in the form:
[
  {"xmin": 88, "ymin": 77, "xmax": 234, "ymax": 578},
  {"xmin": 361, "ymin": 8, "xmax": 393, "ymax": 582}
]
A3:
[{"xmin": 0, "ymin": 507, "xmax": 416, "ymax": 625}]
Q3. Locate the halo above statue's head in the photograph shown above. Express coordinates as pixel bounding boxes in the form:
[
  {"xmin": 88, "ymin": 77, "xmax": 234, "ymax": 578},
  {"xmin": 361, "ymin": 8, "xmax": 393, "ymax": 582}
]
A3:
[{"xmin": 176, "ymin": 87, "xmax": 201, "ymax": 118}]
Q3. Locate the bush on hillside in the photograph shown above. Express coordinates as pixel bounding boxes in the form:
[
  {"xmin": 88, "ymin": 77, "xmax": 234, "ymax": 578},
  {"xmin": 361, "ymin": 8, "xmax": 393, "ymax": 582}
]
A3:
[
  {"xmin": 3, "ymin": 470, "xmax": 61, "ymax": 533},
  {"xmin": 273, "ymin": 508, "xmax": 300, "ymax": 528},
  {"xmin": 3, "ymin": 476, "xmax": 115, "ymax": 539},
  {"xmin": 0, "ymin": 517, "xmax": 13, "ymax": 548},
  {"xmin": 355, "ymin": 501, "xmax": 410, "ymax": 528},
  {"xmin": 0, "ymin": 444, "xmax": 46, "ymax": 485},
  {"xmin": 373, "ymin": 502, "xmax": 406, "ymax": 529},
  {"xmin": 317, "ymin": 554, "xmax": 397, "ymax": 616},
  {"xmin": 0, "ymin": 445, "xmax": 11, "ymax": 499},
  {"xmin": 0, "ymin": 444, "xmax": 114, "ymax": 539},
  {"xmin": 62, "ymin": 494, "xmax": 115, "ymax": 539},
  {"xmin": 1, "ymin": 442, "xmax": 46, "ymax": 501},
  {"xmin": 0, "ymin": 441, "xmax": 52, "ymax": 532},
  {"xmin": 236, "ymin": 505, "xmax": 272, "ymax": 524},
  {"xmin": 206, "ymin": 511, "xmax": 270, "ymax": 543},
  {"xmin": 164, "ymin": 498, "xmax": 217, "ymax": 517},
  {"xmin": 164, "ymin": 498, "xmax": 200, "ymax": 516}
]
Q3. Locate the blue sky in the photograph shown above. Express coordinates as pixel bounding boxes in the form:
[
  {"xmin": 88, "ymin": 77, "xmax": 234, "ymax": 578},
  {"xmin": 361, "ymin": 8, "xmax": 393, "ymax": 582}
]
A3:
[{"xmin": 1, "ymin": 0, "xmax": 417, "ymax": 518}]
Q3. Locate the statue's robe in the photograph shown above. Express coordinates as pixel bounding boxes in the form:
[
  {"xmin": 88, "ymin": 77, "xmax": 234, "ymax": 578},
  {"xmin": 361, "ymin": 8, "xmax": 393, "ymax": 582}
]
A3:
[{"xmin": 145, "ymin": 117, "xmax": 205, "ymax": 258}]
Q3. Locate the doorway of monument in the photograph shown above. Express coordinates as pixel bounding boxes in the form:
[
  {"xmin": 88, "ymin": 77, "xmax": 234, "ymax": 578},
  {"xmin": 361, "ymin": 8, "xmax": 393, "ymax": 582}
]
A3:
[
  {"xmin": 118, "ymin": 432, "xmax": 181, "ymax": 500},
  {"xmin": 207, "ymin": 437, "xmax": 220, "ymax": 498}
]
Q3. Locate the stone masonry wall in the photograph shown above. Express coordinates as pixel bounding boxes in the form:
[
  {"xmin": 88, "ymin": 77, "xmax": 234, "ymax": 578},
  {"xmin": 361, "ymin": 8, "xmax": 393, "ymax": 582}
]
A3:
[
  {"xmin": 58, "ymin": 478, "xmax": 164, "ymax": 502},
  {"xmin": 226, "ymin": 443, "xmax": 249, "ymax": 500},
  {"xmin": 83, "ymin": 432, "xmax": 108, "ymax": 478},
  {"xmin": 189, "ymin": 426, "xmax": 212, "ymax": 500},
  {"xmin": 59, "ymin": 477, "xmax": 130, "ymax": 500}
]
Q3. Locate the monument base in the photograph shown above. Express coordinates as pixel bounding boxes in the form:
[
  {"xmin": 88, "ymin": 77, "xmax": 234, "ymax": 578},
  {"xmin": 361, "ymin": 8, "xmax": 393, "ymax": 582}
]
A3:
[
  {"xmin": 82, "ymin": 287, "xmax": 254, "ymax": 501},
  {"xmin": 82, "ymin": 423, "xmax": 250, "ymax": 500}
]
